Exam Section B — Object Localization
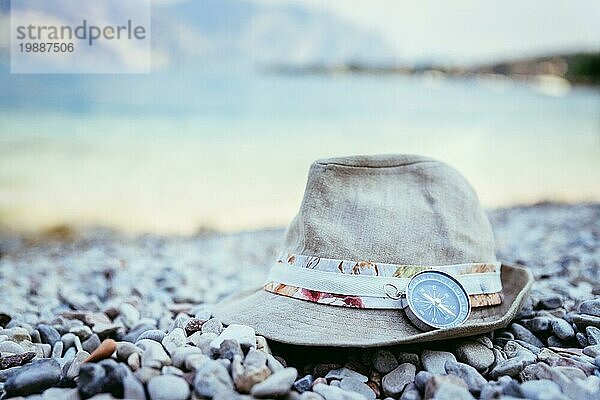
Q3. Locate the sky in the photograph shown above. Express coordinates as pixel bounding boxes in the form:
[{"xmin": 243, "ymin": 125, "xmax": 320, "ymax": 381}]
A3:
[{"xmin": 253, "ymin": 0, "xmax": 600, "ymax": 65}]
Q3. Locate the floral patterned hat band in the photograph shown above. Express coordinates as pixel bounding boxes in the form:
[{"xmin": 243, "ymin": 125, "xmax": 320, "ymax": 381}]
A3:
[{"xmin": 264, "ymin": 254, "xmax": 503, "ymax": 310}]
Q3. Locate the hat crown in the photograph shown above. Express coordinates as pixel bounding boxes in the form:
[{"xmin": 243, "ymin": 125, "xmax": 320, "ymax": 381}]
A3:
[{"xmin": 283, "ymin": 154, "xmax": 496, "ymax": 265}]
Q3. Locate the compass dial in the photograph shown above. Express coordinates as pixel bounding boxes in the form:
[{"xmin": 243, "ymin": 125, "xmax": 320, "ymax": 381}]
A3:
[{"xmin": 405, "ymin": 270, "xmax": 470, "ymax": 330}]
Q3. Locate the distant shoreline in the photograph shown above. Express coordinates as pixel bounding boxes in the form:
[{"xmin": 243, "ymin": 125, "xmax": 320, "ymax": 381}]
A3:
[{"xmin": 265, "ymin": 52, "xmax": 600, "ymax": 87}]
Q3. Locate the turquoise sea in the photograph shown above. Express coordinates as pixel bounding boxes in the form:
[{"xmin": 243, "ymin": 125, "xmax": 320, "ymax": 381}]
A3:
[{"xmin": 1, "ymin": 71, "xmax": 599, "ymax": 233}]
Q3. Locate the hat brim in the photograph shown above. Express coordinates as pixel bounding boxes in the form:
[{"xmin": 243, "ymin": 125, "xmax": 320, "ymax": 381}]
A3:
[{"xmin": 213, "ymin": 264, "xmax": 533, "ymax": 347}]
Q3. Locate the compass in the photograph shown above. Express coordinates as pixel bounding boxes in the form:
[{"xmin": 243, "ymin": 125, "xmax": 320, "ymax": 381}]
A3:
[{"xmin": 404, "ymin": 270, "xmax": 470, "ymax": 330}]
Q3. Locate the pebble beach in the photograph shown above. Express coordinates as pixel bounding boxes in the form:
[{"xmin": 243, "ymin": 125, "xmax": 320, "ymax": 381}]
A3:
[{"xmin": 0, "ymin": 203, "xmax": 599, "ymax": 400}]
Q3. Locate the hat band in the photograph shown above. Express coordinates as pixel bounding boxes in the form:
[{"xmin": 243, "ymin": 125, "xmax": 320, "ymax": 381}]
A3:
[{"xmin": 264, "ymin": 254, "xmax": 503, "ymax": 309}]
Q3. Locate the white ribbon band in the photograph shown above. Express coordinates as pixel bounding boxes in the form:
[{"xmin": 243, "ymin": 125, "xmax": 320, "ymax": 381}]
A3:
[{"xmin": 267, "ymin": 261, "xmax": 502, "ymax": 298}]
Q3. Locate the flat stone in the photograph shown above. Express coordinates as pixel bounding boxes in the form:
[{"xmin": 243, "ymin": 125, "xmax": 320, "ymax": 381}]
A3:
[
  {"xmin": 4, "ymin": 359, "xmax": 62, "ymax": 397},
  {"xmin": 371, "ymin": 349, "xmax": 398, "ymax": 374},
  {"xmin": 325, "ymin": 367, "xmax": 368, "ymax": 382},
  {"xmin": 210, "ymin": 324, "xmax": 255, "ymax": 350},
  {"xmin": 421, "ymin": 350, "xmax": 456, "ymax": 374},
  {"xmin": 194, "ymin": 360, "xmax": 234, "ymax": 397},
  {"xmin": 40, "ymin": 387, "xmax": 79, "ymax": 400},
  {"xmin": 201, "ymin": 318, "xmax": 224, "ymax": 335},
  {"xmin": 137, "ymin": 339, "xmax": 171, "ymax": 369},
  {"xmin": 293, "ymin": 375, "xmax": 315, "ymax": 393},
  {"xmin": 69, "ymin": 325, "xmax": 93, "ymax": 341},
  {"xmin": 244, "ymin": 348, "xmax": 267, "ymax": 369},
  {"xmin": 339, "ymin": 377, "xmax": 376, "ymax": 400},
  {"xmin": 414, "ymin": 370, "xmax": 433, "ymax": 391},
  {"xmin": 586, "ymin": 326, "xmax": 600, "ymax": 345},
  {"xmin": 123, "ymin": 373, "xmax": 146, "ymax": 400},
  {"xmin": 444, "ymin": 360, "xmax": 486, "ymax": 394},
  {"xmin": 577, "ymin": 332, "xmax": 589, "ymax": 347},
  {"xmin": 82, "ymin": 334, "xmax": 102, "ymax": 354},
  {"xmin": 579, "ymin": 299, "xmax": 600, "ymax": 317},
  {"xmin": 162, "ymin": 327, "xmax": 187, "ymax": 356},
  {"xmin": 519, "ymin": 379, "xmax": 563, "ymax": 400},
  {"xmin": 313, "ymin": 382, "xmax": 366, "ymax": 400},
  {"xmin": 115, "ymin": 341, "xmax": 140, "ymax": 362},
  {"xmin": 572, "ymin": 314, "xmax": 600, "ymax": 329},
  {"xmin": 123, "ymin": 323, "xmax": 157, "ymax": 343},
  {"xmin": 119, "ymin": 303, "xmax": 140, "ymax": 329},
  {"xmin": 134, "ymin": 366, "xmax": 161, "ymax": 384},
  {"xmin": 148, "ymin": 374, "xmax": 190, "ymax": 400},
  {"xmin": 250, "ymin": 367, "xmax": 297, "ymax": 398},
  {"xmin": 489, "ymin": 355, "xmax": 535, "ymax": 379},
  {"xmin": 66, "ymin": 350, "xmax": 91, "ymax": 379},
  {"xmin": 583, "ymin": 344, "xmax": 600, "ymax": 358},
  {"xmin": 538, "ymin": 296, "xmax": 563, "ymax": 310},
  {"xmin": 524, "ymin": 317, "xmax": 550, "ymax": 332},
  {"xmin": 52, "ymin": 341, "xmax": 64, "ymax": 358},
  {"xmin": 382, "ymin": 363, "xmax": 415, "ymax": 398},
  {"xmin": 453, "ymin": 340, "xmax": 495, "ymax": 371},
  {"xmin": 218, "ymin": 339, "xmax": 243, "ymax": 360},
  {"xmin": 135, "ymin": 329, "xmax": 166, "ymax": 343},
  {"xmin": 424, "ymin": 375, "xmax": 473, "ymax": 400},
  {"xmin": 551, "ymin": 318, "xmax": 575, "ymax": 340},
  {"xmin": 0, "ymin": 340, "xmax": 25, "ymax": 354},
  {"xmin": 184, "ymin": 318, "xmax": 204, "ymax": 336},
  {"xmin": 171, "ymin": 346, "xmax": 203, "ymax": 369},
  {"xmin": 37, "ymin": 324, "xmax": 61, "ymax": 347},
  {"xmin": 396, "ymin": 352, "xmax": 420, "ymax": 368},
  {"xmin": 510, "ymin": 323, "xmax": 544, "ymax": 348},
  {"xmin": 186, "ymin": 331, "xmax": 216, "ymax": 354},
  {"xmin": 232, "ymin": 354, "xmax": 270, "ymax": 393},
  {"xmin": 0, "ymin": 351, "xmax": 36, "ymax": 369}
]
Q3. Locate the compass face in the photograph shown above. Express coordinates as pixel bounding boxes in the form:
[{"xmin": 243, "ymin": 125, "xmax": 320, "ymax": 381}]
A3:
[{"xmin": 406, "ymin": 270, "xmax": 470, "ymax": 329}]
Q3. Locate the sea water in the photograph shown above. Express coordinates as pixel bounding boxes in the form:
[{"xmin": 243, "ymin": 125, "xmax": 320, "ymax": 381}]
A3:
[{"xmin": 1, "ymin": 72, "xmax": 599, "ymax": 233}]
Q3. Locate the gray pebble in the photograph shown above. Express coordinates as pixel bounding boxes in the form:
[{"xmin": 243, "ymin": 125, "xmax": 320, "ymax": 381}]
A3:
[
  {"xmin": 162, "ymin": 327, "xmax": 187, "ymax": 356},
  {"xmin": 51, "ymin": 341, "xmax": 63, "ymax": 358},
  {"xmin": 586, "ymin": 326, "xmax": 600, "ymax": 345},
  {"xmin": 293, "ymin": 374, "xmax": 315, "ymax": 393},
  {"xmin": 148, "ymin": 374, "xmax": 190, "ymax": 400},
  {"xmin": 551, "ymin": 318, "xmax": 575, "ymax": 340},
  {"xmin": 136, "ymin": 329, "xmax": 166, "ymax": 342},
  {"xmin": 325, "ymin": 367, "xmax": 368, "ymax": 382},
  {"xmin": 250, "ymin": 367, "xmax": 297, "ymax": 398},
  {"xmin": 537, "ymin": 296, "xmax": 563, "ymax": 310},
  {"xmin": 137, "ymin": 339, "xmax": 171, "ymax": 369},
  {"xmin": 119, "ymin": 303, "xmax": 140, "ymax": 329},
  {"xmin": 210, "ymin": 324, "xmax": 255, "ymax": 350},
  {"xmin": 372, "ymin": 349, "xmax": 398, "ymax": 374},
  {"xmin": 453, "ymin": 340, "xmax": 495, "ymax": 371},
  {"xmin": 123, "ymin": 373, "xmax": 146, "ymax": 400},
  {"xmin": 4, "ymin": 359, "xmax": 62, "ymax": 397},
  {"xmin": 414, "ymin": 370, "xmax": 433, "ymax": 391},
  {"xmin": 524, "ymin": 317, "xmax": 550, "ymax": 332},
  {"xmin": 579, "ymin": 299, "xmax": 600, "ymax": 317},
  {"xmin": 37, "ymin": 324, "xmax": 61, "ymax": 347},
  {"xmin": 201, "ymin": 318, "xmax": 224, "ymax": 335},
  {"xmin": 0, "ymin": 340, "xmax": 25, "ymax": 354},
  {"xmin": 519, "ymin": 379, "xmax": 563, "ymax": 400},
  {"xmin": 194, "ymin": 360, "xmax": 234, "ymax": 397},
  {"xmin": 421, "ymin": 350, "xmax": 456, "ymax": 374},
  {"xmin": 445, "ymin": 360, "xmax": 487, "ymax": 394},
  {"xmin": 510, "ymin": 323, "xmax": 544, "ymax": 348},
  {"xmin": 313, "ymin": 382, "xmax": 365, "ymax": 400},
  {"xmin": 82, "ymin": 334, "xmax": 101, "ymax": 353},
  {"xmin": 382, "ymin": 362, "xmax": 416, "ymax": 398},
  {"xmin": 218, "ymin": 339, "xmax": 243, "ymax": 360},
  {"xmin": 339, "ymin": 377, "xmax": 375, "ymax": 400}
]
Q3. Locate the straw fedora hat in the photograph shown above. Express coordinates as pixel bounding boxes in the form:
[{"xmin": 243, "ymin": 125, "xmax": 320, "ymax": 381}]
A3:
[{"xmin": 214, "ymin": 154, "xmax": 533, "ymax": 347}]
